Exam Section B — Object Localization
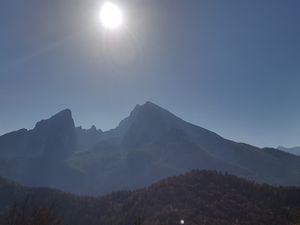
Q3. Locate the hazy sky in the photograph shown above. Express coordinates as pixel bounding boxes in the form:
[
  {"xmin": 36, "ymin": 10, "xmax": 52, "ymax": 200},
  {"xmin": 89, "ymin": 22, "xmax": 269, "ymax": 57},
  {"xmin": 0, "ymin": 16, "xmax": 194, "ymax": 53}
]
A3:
[{"xmin": 1, "ymin": 0, "xmax": 300, "ymax": 148}]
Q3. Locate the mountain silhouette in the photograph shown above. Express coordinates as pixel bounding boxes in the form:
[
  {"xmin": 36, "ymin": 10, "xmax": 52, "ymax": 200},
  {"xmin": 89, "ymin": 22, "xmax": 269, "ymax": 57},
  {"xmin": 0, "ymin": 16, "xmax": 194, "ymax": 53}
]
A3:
[
  {"xmin": 0, "ymin": 109, "xmax": 86, "ymax": 192},
  {"xmin": 1, "ymin": 102, "xmax": 300, "ymax": 195},
  {"xmin": 0, "ymin": 109, "xmax": 75, "ymax": 160}
]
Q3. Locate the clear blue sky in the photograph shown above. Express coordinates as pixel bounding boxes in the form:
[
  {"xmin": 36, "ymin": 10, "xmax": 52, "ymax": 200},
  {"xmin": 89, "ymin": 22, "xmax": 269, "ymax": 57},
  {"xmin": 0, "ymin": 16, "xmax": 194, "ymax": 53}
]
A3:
[{"xmin": 0, "ymin": 0, "xmax": 300, "ymax": 148}]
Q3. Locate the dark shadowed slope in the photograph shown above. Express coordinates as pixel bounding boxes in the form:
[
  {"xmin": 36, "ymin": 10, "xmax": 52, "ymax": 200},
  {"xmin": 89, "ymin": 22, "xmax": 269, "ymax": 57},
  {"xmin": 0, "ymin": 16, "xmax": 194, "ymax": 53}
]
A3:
[{"xmin": 1, "ymin": 171, "xmax": 300, "ymax": 225}]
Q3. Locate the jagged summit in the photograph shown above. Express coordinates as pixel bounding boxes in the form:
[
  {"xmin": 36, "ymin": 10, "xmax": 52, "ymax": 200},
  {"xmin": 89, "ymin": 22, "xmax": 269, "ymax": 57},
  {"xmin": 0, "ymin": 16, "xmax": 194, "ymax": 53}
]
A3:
[
  {"xmin": 55, "ymin": 108, "xmax": 72, "ymax": 117},
  {"xmin": 46, "ymin": 108, "xmax": 73, "ymax": 121},
  {"xmin": 133, "ymin": 101, "xmax": 175, "ymax": 116},
  {"xmin": 76, "ymin": 125, "xmax": 102, "ymax": 133},
  {"xmin": 128, "ymin": 101, "xmax": 175, "ymax": 116},
  {"xmin": 34, "ymin": 109, "xmax": 74, "ymax": 131},
  {"xmin": 117, "ymin": 102, "xmax": 182, "ymax": 130}
]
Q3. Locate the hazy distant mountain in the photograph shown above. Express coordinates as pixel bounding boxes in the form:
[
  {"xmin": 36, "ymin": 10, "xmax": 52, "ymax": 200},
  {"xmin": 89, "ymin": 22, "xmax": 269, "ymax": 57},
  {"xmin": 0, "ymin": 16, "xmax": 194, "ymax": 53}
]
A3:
[
  {"xmin": 278, "ymin": 146, "xmax": 300, "ymax": 156},
  {"xmin": 0, "ymin": 171, "xmax": 300, "ymax": 225},
  {"xmin": 1, "ymin": 102, "xmax": 300, "ymax": 195}
]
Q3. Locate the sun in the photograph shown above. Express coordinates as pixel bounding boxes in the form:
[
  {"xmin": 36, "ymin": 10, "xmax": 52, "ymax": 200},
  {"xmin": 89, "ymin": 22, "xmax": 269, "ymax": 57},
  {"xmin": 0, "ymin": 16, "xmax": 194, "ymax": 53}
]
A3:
[{"xmin": 100, "ymin": 2, "xmax": 123, "ymax": 29}]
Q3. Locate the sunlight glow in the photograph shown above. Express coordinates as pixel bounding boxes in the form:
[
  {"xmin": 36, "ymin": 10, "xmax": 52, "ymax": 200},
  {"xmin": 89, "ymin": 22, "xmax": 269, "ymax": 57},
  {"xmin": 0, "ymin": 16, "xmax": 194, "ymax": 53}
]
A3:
[{"xmin": 100, "ymin": 2, "xmax": 123, "ymax": 29}]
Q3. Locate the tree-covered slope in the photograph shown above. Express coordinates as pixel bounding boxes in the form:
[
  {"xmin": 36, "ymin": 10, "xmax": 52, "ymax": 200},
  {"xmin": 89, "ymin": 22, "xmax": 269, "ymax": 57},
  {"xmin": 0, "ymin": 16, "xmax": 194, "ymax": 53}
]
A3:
[{"xmin": 1, "ymin": 171, "xmax": 300, "ymax": 225}]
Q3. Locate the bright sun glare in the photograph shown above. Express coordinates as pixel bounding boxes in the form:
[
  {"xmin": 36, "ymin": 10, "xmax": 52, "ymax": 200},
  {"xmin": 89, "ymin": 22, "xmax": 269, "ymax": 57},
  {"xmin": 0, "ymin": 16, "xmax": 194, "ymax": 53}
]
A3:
[{"xmin": 100, "ymin": 1, "xmax": 123, "ymax": 29}]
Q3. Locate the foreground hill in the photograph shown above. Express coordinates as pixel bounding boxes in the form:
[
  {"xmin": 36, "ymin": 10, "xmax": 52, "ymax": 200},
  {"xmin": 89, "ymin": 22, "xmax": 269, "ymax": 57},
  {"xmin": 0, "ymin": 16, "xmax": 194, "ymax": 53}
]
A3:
[
  {"xmin": 0, "ymin": 171, "xmax": 300, "ymax": 225},
  {"xmin": 1, "ymin": 102, "xmax": 300, "ymax": 195}
]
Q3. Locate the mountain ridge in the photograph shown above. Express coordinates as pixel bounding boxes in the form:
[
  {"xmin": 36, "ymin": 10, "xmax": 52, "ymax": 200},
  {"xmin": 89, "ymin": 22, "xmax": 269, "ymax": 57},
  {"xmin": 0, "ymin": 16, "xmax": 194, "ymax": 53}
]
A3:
[{"xmin": 1, "ymin": 102, "xmax": 300, "ymax": 195}]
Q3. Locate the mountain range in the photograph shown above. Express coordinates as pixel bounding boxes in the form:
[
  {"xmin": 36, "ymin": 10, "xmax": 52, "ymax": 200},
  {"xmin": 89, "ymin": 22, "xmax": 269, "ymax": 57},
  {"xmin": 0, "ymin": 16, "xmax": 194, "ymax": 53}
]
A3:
[{"xmin": 0, "ymin": 101, "xmax": 300, "ymax": 195}]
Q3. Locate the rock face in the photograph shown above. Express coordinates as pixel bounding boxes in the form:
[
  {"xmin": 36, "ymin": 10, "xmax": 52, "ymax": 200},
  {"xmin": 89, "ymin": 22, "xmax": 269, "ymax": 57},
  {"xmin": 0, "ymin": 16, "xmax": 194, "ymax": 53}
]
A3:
[
  {"xmin": 1, "ymin": 102, "xmax": 300, "ymax": 195},
  {"xmin": 0, "ymin": 109, "xmax": 84, "ymax": 192},
  {"xmin": 30, "ymin": 109, "xmax": 76, "ymax": 160},
  {"xmin": 0, "ymin": 109, "xmax": 76, "ymax": 161}
]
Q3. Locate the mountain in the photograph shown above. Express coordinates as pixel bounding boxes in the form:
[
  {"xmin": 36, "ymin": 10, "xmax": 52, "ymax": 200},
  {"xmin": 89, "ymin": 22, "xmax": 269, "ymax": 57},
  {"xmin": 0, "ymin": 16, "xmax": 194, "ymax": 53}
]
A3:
[
  {"xmin": 1, "ymin": 102, "xmax": 300, "ymax": 195},
  {"xmin": 0, "ymin": 171, "xmax": 300, "ymax": 225},
  {"xmin": 0, "ymin": 109, "xmax": 87, "ymax": 193},
  {"xmin": 278, "ymin": 146, "xmax": 300, "ymax": 156},
  {"xmin": 68, "ymin": 102, "xmax": 300, "ymax": 194},
  {"xmin": 0, "ymin": 109, "xmax": 75, "ymax": 160}
]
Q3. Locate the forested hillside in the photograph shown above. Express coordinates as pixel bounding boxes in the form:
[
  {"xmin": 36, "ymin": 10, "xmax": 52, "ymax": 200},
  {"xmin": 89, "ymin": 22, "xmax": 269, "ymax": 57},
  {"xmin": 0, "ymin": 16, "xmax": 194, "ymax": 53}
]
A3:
[{"xmin": 1, "ymin": 170, "xmax": 300, "ymax": 225}]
